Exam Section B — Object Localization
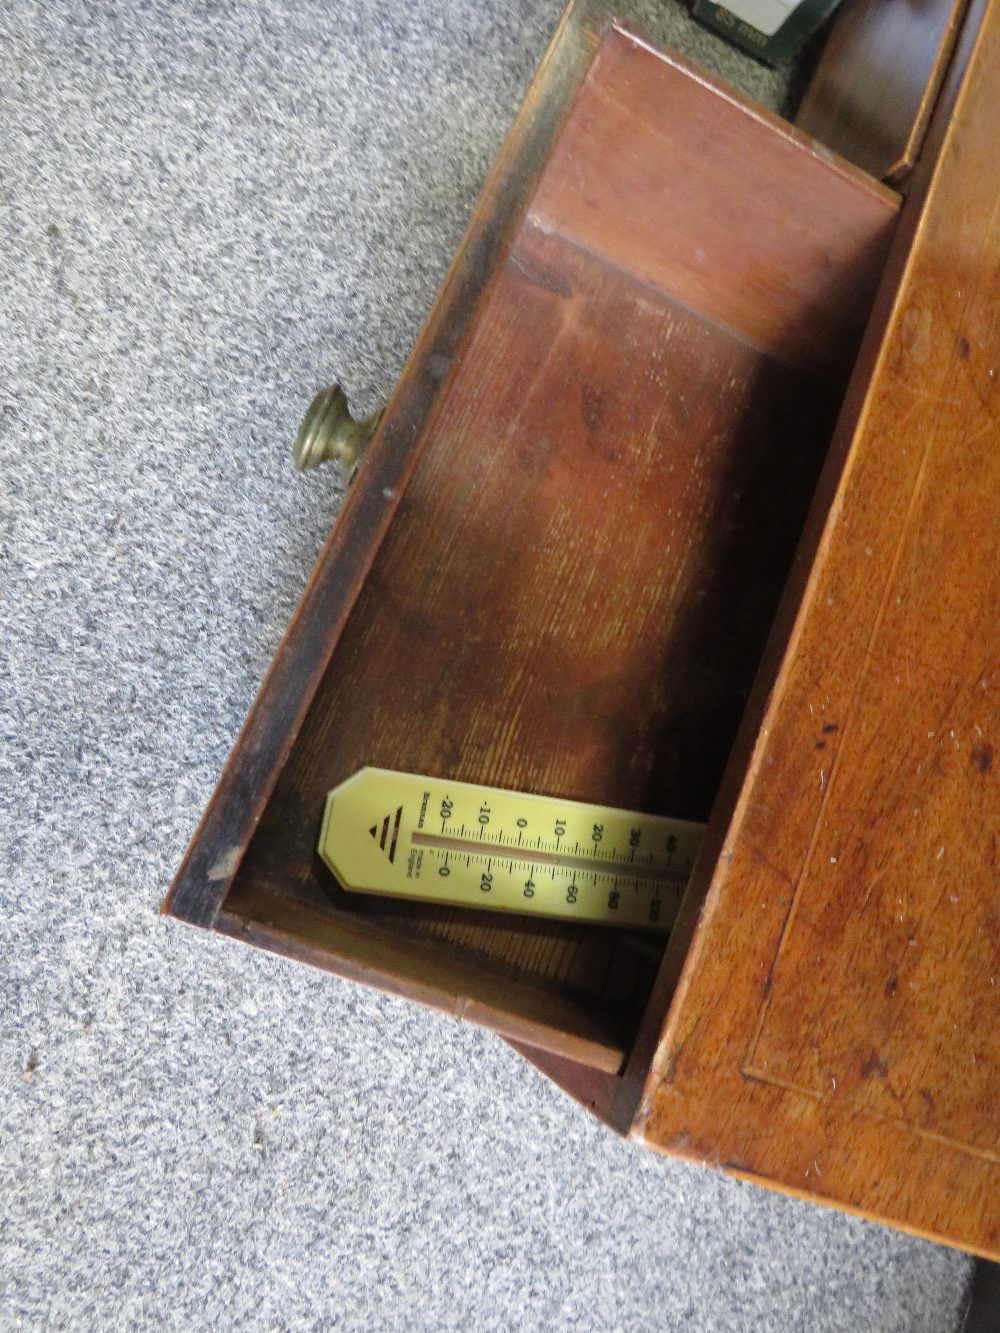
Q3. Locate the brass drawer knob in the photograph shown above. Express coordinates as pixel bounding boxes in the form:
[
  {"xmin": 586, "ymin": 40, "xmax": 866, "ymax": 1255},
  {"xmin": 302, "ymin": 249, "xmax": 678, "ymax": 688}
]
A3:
[{"xmin": 292, "ymin": 384, "xmax": 384, "ymax": 474}]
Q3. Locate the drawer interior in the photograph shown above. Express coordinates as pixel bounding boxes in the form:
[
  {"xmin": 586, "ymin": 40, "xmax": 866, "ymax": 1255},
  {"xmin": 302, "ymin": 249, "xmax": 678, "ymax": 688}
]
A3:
[{"xmin": 217, "ymin": 28, "xmax": 898, "ymax": 1074}]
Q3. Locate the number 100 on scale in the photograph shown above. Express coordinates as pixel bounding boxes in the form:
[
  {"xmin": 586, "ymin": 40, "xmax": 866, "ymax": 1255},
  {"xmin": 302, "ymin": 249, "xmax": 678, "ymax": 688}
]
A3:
[{"xmin": 318, "ymin": 768, "xmax": 706, "ymax": 932}]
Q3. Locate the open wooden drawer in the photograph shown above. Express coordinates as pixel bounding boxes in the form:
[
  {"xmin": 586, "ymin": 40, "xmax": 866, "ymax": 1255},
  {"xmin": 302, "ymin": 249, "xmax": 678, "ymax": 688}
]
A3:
[
  {"xmin": 165, "ymin": 0, "xmax": 1000, "ymax": 1260},
  {"xmin": 166, "ymin": 9, "xmax": 896, "ymax": 1071}
]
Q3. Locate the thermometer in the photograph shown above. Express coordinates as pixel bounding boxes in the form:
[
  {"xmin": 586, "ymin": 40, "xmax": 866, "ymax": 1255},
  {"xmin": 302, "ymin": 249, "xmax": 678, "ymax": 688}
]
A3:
[{"xmin": 318, "ymin": 768, "xmax": 705, "ymax": 932}]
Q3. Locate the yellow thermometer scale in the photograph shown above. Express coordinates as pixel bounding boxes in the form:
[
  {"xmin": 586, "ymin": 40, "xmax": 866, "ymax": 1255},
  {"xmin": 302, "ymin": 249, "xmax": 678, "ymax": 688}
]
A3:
[{"xmin": 319, "ymin": 768, "xmax": 705, "ymax": 932}]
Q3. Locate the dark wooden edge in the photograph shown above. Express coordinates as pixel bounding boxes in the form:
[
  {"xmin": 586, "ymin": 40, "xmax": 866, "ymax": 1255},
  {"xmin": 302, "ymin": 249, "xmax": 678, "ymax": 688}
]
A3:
[
  {"xmin": 216, "ymin": 884, "xmax": 628, "ymax": 1073},
  {"xmin": 961, "ymin": 1261, "xmax": 1000, "ymax": 1332},
  {"xmin": 885, "ymin": 0, "xmax": 968, "ymax": 186},
  {"xmin": 797, "ymin": 0, "xmax": 969, "ymax": 185},
  {"xmin": 162, "ymin": 0, "xmax": 610, "ymax": 928},
  {"xmin": 719, "ymin": 1166, "xmax": 1000, "ymax": 1261},
  {"xmin": 502, "ymin": 0, "xmax": 990, "ymax": 1136},
  {"xmin": 507, "ymin": 1040, "xmax": 630, "ymax": 1126}
]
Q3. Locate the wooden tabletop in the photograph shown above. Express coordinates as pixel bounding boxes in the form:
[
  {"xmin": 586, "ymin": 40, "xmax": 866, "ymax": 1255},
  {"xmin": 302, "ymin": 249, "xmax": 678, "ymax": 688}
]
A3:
[{"xmin": 637, "ymin": 0, "xmax": 1000, "ymax": 1259}]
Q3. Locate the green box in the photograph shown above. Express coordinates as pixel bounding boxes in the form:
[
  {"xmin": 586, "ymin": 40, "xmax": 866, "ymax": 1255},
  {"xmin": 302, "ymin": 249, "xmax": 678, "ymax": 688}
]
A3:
[{"xmin": 692, "ymin": 0, "xmax": 842, "ymax": 66}]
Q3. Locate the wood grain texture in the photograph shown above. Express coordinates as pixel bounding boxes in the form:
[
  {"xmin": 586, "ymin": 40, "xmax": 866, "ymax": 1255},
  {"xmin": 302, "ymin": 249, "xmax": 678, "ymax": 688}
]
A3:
[
  {"xmin": 532, "ymin": 31, "xmax": 897, "ymax": 380},
  {"xmin": 223, "ymin": 30, "xmax": 894, "ymax": 1068},
  {"xmin": 233, "ymin": 220, "xmax": 841, "ymax": 1062},
  {"xmin": 162, "ymin": 0, "xmax": 610, "ymax": 929},
  {"xmin": 166, "ymin": 12, "xmax": 901, "ymax": 1071},
  {"xmin": 166, "ymin": 11, "xmax": 896, "ymax": 1072},
  {"xmin": 218, "ymin": 883, "xmax": 631, "ymax": 1072},
  {"xmin": 797, "ymin": 0, "xmax": 968, "ymax": 183},
  {"xmin": 637, "ymin": 0, "xmax": 1000, "ymax": 1259}
]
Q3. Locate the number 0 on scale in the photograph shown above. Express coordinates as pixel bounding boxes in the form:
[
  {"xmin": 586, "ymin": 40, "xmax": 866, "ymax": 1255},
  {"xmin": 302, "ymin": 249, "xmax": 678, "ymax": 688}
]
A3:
[{"xmin": 318, "ymin": 768, "xmax": 705, "ymax": 932}]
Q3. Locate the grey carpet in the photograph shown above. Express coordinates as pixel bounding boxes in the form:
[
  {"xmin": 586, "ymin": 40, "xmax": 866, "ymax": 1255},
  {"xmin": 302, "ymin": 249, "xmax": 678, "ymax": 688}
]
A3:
[{"xmin": 0, "ymin": 2, "xmax": 974, "ymax": 1329}]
